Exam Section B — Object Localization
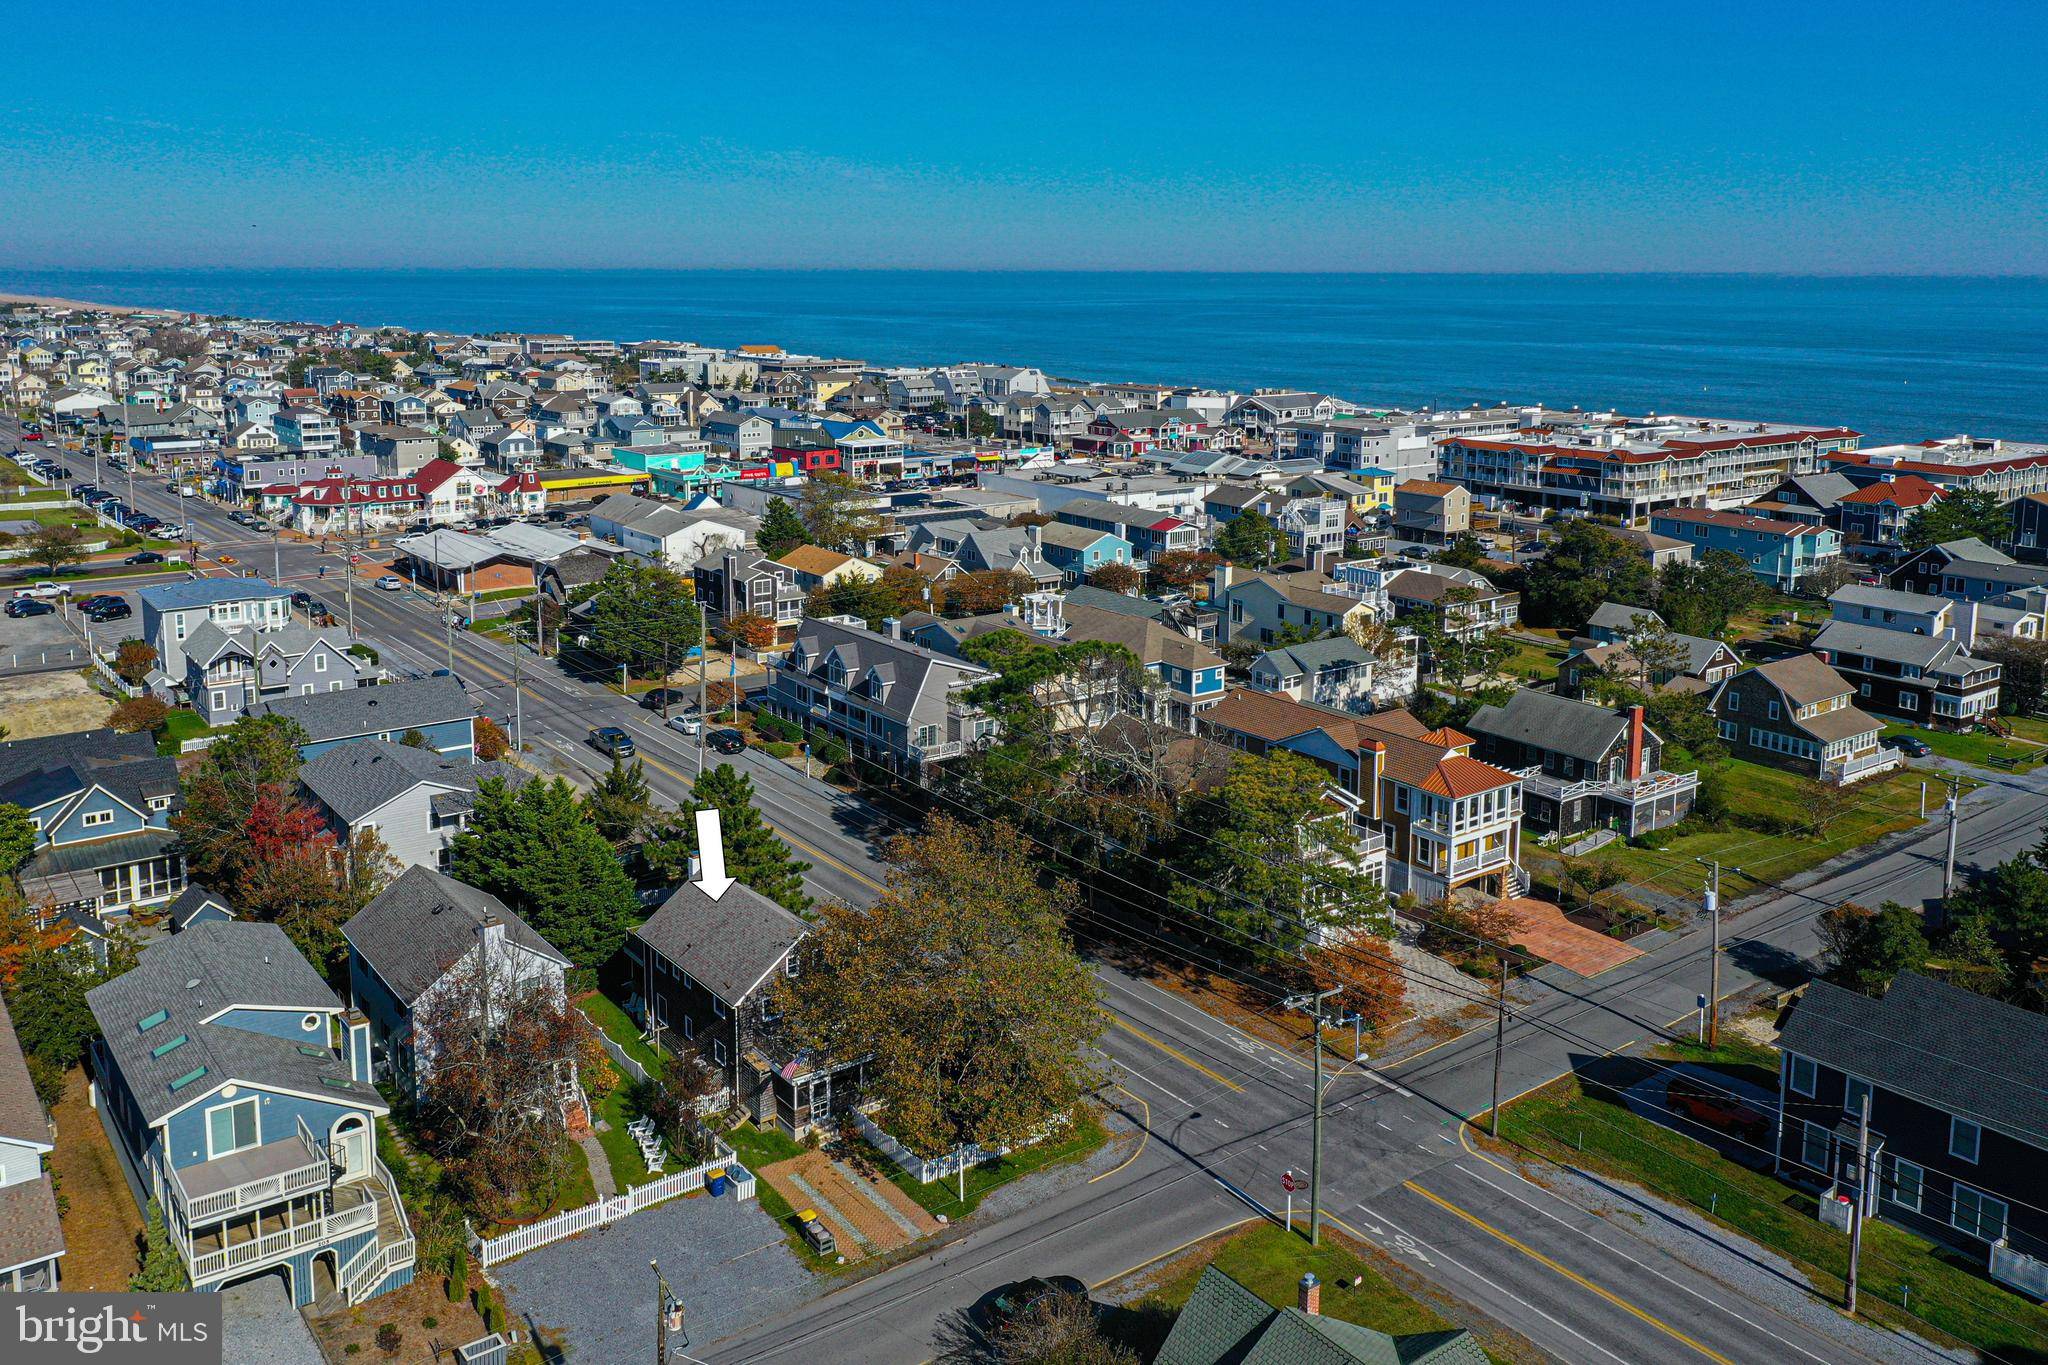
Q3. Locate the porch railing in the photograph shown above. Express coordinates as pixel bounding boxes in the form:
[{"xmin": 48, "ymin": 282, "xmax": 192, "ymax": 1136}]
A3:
[
  {"xmin": 185, "ymin": 1196, "xmax": 376, "ymax": 1284},
  {"xmin": 166, "ymin": 1116, "xmax": 333, "ymax": 1226}
]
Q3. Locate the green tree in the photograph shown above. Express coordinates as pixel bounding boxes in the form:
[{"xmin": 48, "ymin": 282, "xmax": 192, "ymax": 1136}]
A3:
[
  {"xmin": 1937, "ymin": 915, "xmax": 2012, "ymax": 999},
  {"xmin": 588, "ymin": 558, "xmax": 703, "ymax": 680},
  {"xmin": 5, "ymin": 944, "xmax": 119, "ymax": 1072},
  {"xmin": 1521, "ymin": 521, "xmax": 1655, "ymax": 631},
  {"xmin": 1903, "ymin": 489, "xmax": 2007, "ymax": 551},
  {"xmin": 450, "ymin": 777, "xmax": 640, "ymax": 967},
  {"xmin": 1951, "ymin": 852, "xmax": 2048, "ymax": 966},
  {"xmin": 1657, "ymin": 550, "xmax": 1765, "ymax": 639},
  {"xmin": 642, "ymin": 764, "xmax": 811, "ymax": 911},
  {"xmin": 584, "ymin": 758, "xmax": 653, "ymax": 845},
  {"xmin": 172, "ymin": 714, "xmax": 312, "ymax": 889},
  {"xmin": 1170, "ymin": 751, "xmax": 1393, "ymax": 960},
  {"xmin": 1213, "ymin": 511, "xmax": 1284, "ymax": 568},
  {"xmin": 800, "ymin": 471, "xmax": 887, "ymax": 552},
  {"xmin": 130, "ymin": 1199, "xmax": 191, "ymax": 1292},
  {"xmin": 1816, "ymin": 901, "xmax": 1929, "ymax": 996},
  {"xmin": 25, "ymin": 523, "xmax": 86, "ymax": 576},
  {"xmin": 777, "ymin": 816, "xmax": 1101, "ymax": 1155},
  {"xmin": 398, "ymin": 727, "xmax": 432, "ymax": 750},
  {"xmin": 756, "ymin": 496, "xmax": 810, "ymax": 559},
  {"xmin": 1411, "ymin": 585, "xmax": 1510, "ymax": 693},
  {"xmin": 1979, "ymin": 636, "xmax": 2048, "ymax": 715},
  {"xmin": 0, "ymin": 804, "xmax": 32, "ymax": 875},
  {"xmin": 1434, "ymin": 531, "xmax": 1489, "ymax": 572}
]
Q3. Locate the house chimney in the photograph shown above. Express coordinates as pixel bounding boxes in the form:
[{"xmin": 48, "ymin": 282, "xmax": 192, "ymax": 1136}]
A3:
[
  {"xmin": 1627, "ymin": 704, "xmax": 1646, "ymax": 781},
  {"xmin": 883, "ymin": 616, "xmax": 902, "ymax": 640},
  {"xmin": 477, "ymin": 914, "xmax": 506, "ymax": 954},
  {"xmin": 1298, "ymin": 1273, "xmax": 1321, "ymax": 1316}
]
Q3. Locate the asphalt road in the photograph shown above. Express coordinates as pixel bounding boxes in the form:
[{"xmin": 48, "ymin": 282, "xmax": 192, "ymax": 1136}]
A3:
[{"xmin": 16, "ymin": 421, "xmax": 2038, "ymax": 1362}]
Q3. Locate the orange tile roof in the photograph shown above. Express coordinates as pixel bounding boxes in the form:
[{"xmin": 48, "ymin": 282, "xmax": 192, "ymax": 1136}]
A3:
[{"xmin": 1417, "ymin": 754, "xmax": 1520, "ymax": 798}]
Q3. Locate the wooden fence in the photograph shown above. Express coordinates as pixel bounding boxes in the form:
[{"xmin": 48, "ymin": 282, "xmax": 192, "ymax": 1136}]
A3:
[{"xmin": 471, "ymin": 1140, "xmax": 755, "ymax": 1268}]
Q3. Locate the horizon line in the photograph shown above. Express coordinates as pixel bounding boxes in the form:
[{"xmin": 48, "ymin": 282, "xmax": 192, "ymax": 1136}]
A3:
[{"xmin": 7, "ymin": 266, "xmax": 2048, "ymax": 282}]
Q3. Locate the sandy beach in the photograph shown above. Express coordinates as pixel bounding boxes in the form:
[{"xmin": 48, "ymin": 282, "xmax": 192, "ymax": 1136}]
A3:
[{"xmin": 0, "ymin": 291, "xmax": 157, "ymax": 314}]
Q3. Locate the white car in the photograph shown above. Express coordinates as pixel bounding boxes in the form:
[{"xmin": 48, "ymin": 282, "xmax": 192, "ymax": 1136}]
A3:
[
  {"xmin": 16, "ymin": 581, "xmax": 68, "ymax": 599},
  {"xmin": 667, "ymin": 714, "xmax": 702, "ymax": 737},
  {"xmin": 376, "ymin": 575, "xmax": 404, "ymax": 591}
]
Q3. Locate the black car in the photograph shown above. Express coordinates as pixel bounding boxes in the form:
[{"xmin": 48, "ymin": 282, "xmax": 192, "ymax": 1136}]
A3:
[
  {"xmin": 1885, "ymin": 734, "xmax": 1934, "ymax": 758},
  {"xmin": 639, "ymin": 687, "xmax": 694, "ymax": 712},
  {"xmin": 125, "ymin": 550, "xmax": 165, "ymax": 565},
  {"xmin": 588, "ymin": 725, "xmax": 636, "ymax": 759},
  {"xmin": 3, "ymin": 597, "xmax": 55, "ymax": 618},
  {"xmin": 708, "ymin": 728, "xmax": 746, "ymax": 755},
  {"xmin": 86, "ymin": 600, "xmax": 132, "ymax": 623},
  {"xmin": 78, "ymin": 594, "xmax": 122, "ymax": 611}
]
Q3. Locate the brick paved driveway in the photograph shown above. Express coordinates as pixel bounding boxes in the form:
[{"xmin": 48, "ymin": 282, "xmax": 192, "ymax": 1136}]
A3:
[{"xmin": 497, "ymin": 1190, "xmax": 815, "ymax": 1361}]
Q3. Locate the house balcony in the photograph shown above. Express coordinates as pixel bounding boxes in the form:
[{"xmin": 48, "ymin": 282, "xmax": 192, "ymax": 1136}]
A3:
[
  {"xmin": 1446, "ymin": 845, "xmax": 1515, "ymax": 882},
  {"xmin": 177, "ymin": 1184, "xmax": 377, "ymax": 1285},
  {"xmin": 1823, "ymin": 748, "xmax": 1903, "ymax": 786},
  {"xmin": 165, "ymin": 1115, "xmax": 334, "ymax": 1226},
  {"xmin": 1512, "ymin": 765, "xmax": 1700, "ymax": 809}
]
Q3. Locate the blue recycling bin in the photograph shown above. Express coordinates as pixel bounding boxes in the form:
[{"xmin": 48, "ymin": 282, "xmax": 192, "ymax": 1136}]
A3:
[{"xmin": 707, "ymin": 1168, "xmax": 730, "ymax": 1198}]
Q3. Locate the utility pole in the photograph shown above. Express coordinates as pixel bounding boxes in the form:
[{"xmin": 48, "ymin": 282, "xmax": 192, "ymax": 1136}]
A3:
[
  {"xmin": 1846, "ymin": 1090, "xmax": 1872, "ymax": 1314},
  {"xmin": 272, "ymin": 524, "xmax": 281, "ymax": 582},
  {"xmin": 1705, "ymin": 860, "xmax": 1722, "ymax": 1049},
  {"xmin": 1285, "ymin": 987, "xmax": 1341, "ymax": 1245},
  {"xmin": 651, "ymin": 1259, "xmax": 680, "ymax": 1365},
  {"xmin": 444, "ymin": 603, "xmax": 457, "ymax": 671},
  {"xmin": 1942, "ymin": 775, "xmax": 1961, "ymax": 901},
  {"xmin": 695, "ymin": 604, "xmax": 709, "ymax": 776},
  {"xmin": 512, "ymin": 648, "xmax": 524, "ymax": 753},
  {"xmin": 1489, "ymin": 957, "xmax": 1508, "ymax": 1139}
]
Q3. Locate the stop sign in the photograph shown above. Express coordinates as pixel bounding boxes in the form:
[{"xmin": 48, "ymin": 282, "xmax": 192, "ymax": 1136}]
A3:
[{"xmin": 1281, "ymin": 1170, "xmax": 1297, "ymax": 1193}]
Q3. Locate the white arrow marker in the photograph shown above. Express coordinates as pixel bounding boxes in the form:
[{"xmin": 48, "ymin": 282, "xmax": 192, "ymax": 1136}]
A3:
[{"xmin": 695, "ymin": 807, "xmax": 735, "ymax": 900}]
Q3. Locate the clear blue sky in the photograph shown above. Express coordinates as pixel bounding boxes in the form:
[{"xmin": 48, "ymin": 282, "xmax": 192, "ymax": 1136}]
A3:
[{"xmin": 5, "ymin": 0, "xmax": 2044, "ymax": 273}]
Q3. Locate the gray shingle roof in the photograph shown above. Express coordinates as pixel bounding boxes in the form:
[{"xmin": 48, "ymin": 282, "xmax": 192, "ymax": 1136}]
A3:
[
  {"xmin": 167, "ymin": 884, "xmax": 235, "ymax": 930},
  {"xmin": 633, "ymin": 880, "xmax": 806, "ymax": 1004},
  {"xmin": 0, "ymin": 993, "xmax": 50, "ymax": 1150},
  {"xmin": 258, "ymin": 676, "xmax": 472, "ymax": 744},
  {"xmin": 342, "ymin": 866, "xmax": 568, "ymax": 1007},
  {"xmin": 1780, "ymin": 972, "xmax": 2048, "ymax": 1147},
  {"xmin": 85, "ymin": 922, "xmax": 379, "ymax": 1125},
  {"xmin": 0, "ymin": 1176, "xmax": 63, "ymax": 1275},
  {"xmin": 1467, "ymin": 690, "xmax": 1632, "ymax": 764},
  {"xmin": 1252, "ymin": 635, "xmax": 1378, "ymax": 676},
  {"xmin": 1811, "ymin": 620, "xmax": 1956, "ymax": 671},
  {"xmin": 1587, "ymin": 602, "xmax": 1663, "ymax": 634},
  {"xmin": 299, "ymin": 738, "xmax": 526, "ymax": 825}
]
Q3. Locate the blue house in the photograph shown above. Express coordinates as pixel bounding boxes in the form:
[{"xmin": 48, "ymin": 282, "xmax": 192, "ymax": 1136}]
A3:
[
  {"xmin": 1647, "ymin": 508, "xmax": 1842, "ymax": 591},
  {"xmin": 86, "ymin": 922, "xmax": 415, "ymax": 1307},
  {"xmin": 138, "ymin": 578, "xmax": 295, "ymax": 684},
  {"xmin": 256, "ymin": 676, "xmax": 476, "ymax": 760},
  {"xmin": 1036, "ymin": 523, "xmax": 1133, "ymax": 583},
  {"xmin": 0, "ymin": 729, "xmax": 185, "ymax": 929}
]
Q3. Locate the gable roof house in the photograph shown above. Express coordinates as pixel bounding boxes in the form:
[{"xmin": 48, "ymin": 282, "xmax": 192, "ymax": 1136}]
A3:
[
  {"xmin": 1209, "ymin": 565, "xmax": 1371, "ymax": 647},
  {"xmin": 1775, "ymin": 972, "xmax": 2048, "ymax": 1290},
  {"xmin": 0, "ymin": 993, "xmax": 62, "ymax": 1291},
  {"xmin": 775, "ymin": 545, "xmax": 882, "ymax": 593},
  {"xmin": 84, "ymin": 922, "xmax": 413, "ymax": 1306},
  {"xmin": 138, "ymin": 577, "xmax": 294, "ymax": 682},
  {"xmin": 1810, "ymin": 616, "xmax": 2001, "ymax": 729},
  {"xmin": 299, "ymin": 739, "xmax": 531, "ymax": 873},
  {"xmin": 1156, "ymin": 1264, "xmax": 1484, "ymax": 1365},
  {"xmin": 1890, "ymin": 537, "xmax": 2048, "ymax": 601},
  {"xmin": 1707, "ymin": 655, "xmax": 1897, "ymax": 785},
  {"xmin": 693, "ymin": 549, "xmax": 806, "ymax": 642},
  {"xmin": 1384, "ymin": 568, "xmax": 1520, "ymax": 644},
  {"xmin": 1558, "ymin": 632, "xmax": 1743, "ymax": 699},
  {"xmin": 342, "ymin": 867, "xmax": 571, "ymax": 1100},
  {"xmin": 258, "ymin": 675, "xmax": 476, "ymax": 760},
  {"xmin": 183, "ymin": 620, "xmax": 374, "ymax": 727},
  {"xmin": 0, "ymin": 728, "xmax": 184, "ymax": 930},
  {"xmin": 588, "ymin": 492, "xmax": 755, "ymax": 569},
  {"xmin": 1248, "ymin": 635, "xmax": 1397, "ymax": 716},
  {"xmin": 622, "ymin": 879, "xmax": 864, "ymax": 1137},
  {"xmin": 762, "ymin": 616, "xmax": 997, "ymax": 776},
  {"xmin": 1465, "ymin": 691, "xmax": 1697, "ymax": 839},
  {"xmin": 1837, "ymin": 475, "xmax": 1944, "ymax": 553}
]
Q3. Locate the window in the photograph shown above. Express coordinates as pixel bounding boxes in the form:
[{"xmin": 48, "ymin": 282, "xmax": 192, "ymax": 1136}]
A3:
[
  {"xmin": 206, "ymin": 1096, "xmax": 260, "ymax": 1157},
  {"xmin": 1886, "ymin": 1157, "xmax": 1924, "ymax": 1213},
  {"xmin": 1953, "ymin": 1185, "xmax": 2007, "ymax": 1243},
  {"xmin": 713, "ymin": 1039, "xmax": 728, "ymax": 1066},
  {"xmin": 1727, "ymin": 692, "xmax": 1740, "ymax": 712},
  {"xmin": 1767, "ymin": 700, "xmax": 1780, "ymax": 720},
  {"xmin": 1717, "ymin": 719, "xmax": 1737, "ymax": 741},
  {"xmin": 1950, "ymin": 1116, "xmax": 1982, "ymax": 1163},
  {"xmin": 314, "ymin": 653, "xmax": 326, "ymax": 673},
  {"xmin": 1786, "ymin": 1053, "xmax": 1817, "ymax": 1097},
  {"xmin": 713, "ymin": 997, "xmax": 728, "ymax": 1019},
  {"xmin": 1844, "ymin": 1076, "xmax": 1872, "ymax": 1119},
  {"xmin": 681, "ymin": 1014, "xmax": 694, "ymax": 1040},
  {"xmin": 1900, "ymin": 692, "xmax": 1919, "ymax": 712},
  {"xmin": 81, "ymin": 809, "xmax": 114, "ymax": 828},
  {"xmin": 1800, "ymin": 1120, "xmax": 1831, "ymax": 1172}
]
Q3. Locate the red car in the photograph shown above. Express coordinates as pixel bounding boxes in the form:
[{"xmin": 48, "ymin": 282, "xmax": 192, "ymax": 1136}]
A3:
[
  {"xmin": 1666, "ymin": 1076, "xmax": 1769, "ymax": 1145},
  {"xmin": 20, "ymin": 429, "xmax": 42, "ymax": 441}
]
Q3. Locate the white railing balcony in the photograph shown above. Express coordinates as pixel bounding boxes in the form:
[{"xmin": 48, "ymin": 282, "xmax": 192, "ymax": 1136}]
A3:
[
  {"xmin": 1447, "ymin": 847, "xmax": 1514, "ymax": 881},
  {"xmin": 166, "ymin": 1116, "xmax": 333, "ymax": 1225},
  {"xmin": 910, "ymin": 739, "xmax": 965, "ymax": 763},
  {"xmin": 1824, "ymin": 748, "xmax": 1902, "ymax": 785},
  {"xmin": 184, "ymin": 1195, "xmax": 376, "ymax": 1284}
]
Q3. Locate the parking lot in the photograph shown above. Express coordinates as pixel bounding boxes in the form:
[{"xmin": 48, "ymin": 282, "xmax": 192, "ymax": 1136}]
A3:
[{"xmin": 1, "ymin": 588, "xmax": 142, "ymax": 669}]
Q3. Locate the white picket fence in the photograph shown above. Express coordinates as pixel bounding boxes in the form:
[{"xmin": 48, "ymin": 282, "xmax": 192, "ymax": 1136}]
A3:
[
  {"xmin": 851, "ymin": 1109, "xmax": 1008, "ymax": 1185},
  {"xmin": 471, "ymin": 1139, "xmax": 754, "ymax": 1269}
]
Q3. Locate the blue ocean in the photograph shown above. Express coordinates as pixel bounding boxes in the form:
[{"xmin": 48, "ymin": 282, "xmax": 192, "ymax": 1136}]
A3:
[{"xmin": 4, "ymin": 270, "xmax": 2043, "ymax": 444}]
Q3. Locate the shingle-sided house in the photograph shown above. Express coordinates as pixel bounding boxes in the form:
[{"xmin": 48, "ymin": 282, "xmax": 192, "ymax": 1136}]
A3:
[
  {"xmin": 184, "ymin": 621, "xmax": 375, "ymax": 726},
  {"xmin": 138, "ymin": 578, "xmax": 294, "ymax": 682},
  {"xmin": 693, "ymin": 549, "xmax": 806, "ymax": 642},
  {"xmin": 1775, "ymin": 972, "xmax": 2048, "ymax": 1293},
  {"xmin": 1558, "ymin": 633, "xmax": 1743, "ymax": 700},
  {"xmin": 0, "ymin": 993, "xmax": 62, "ymax": 1292},
  {"xmin": 342, "ymin": 867, "xmax": 572, "ymax": 1100},
  {"xmin": 85, "ymin": 922, "xmax": 415, "ymax": 1307},
  {"xmin": 763, "ymin": 616, "xmax": 998, "ymax": 774},
  {"xmin": 1707, "ymin": 655, "xmax": 1897, "ymax": 784},
  {"xmin": 298, "ymin": 739, "xmax": 531, "ymax": 872},
  {"xmin": 1156, "ymin": 1264, "xmax": 1485, "ymax": 1365},
  {"xmin": 621, "ymin": 879, "xmax": 865, "ymax": 1137},
  {"xmin": 1888, "ymin": 537, "xmax": 2048, "ymax": 602},
  {"xmin": 1464, "ymin": 692, "xmax": 1697, "ymax": 839},
  {"xmin": 258, "ymin": 675, "xmax": 475, "ymax": 760},
  {"xmin": 1810, "ymin": 617, "xmax": 2002, "ymax": 729},
  {"xmin": 0, "ymin": 728, "xmax": 184, "ymax": 927}
]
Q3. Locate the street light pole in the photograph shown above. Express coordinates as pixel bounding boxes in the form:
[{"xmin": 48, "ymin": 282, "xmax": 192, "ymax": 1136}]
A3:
[
  {"xmin": 1489, "ymin": 957, "xmax": 1508, "ymax": 1139},
  {"xmin": 1704, "ymin": 859, "xmax": 1722, "ymax": 1049},
  {"xmin": 1285, "ymin": 986, "xmax": 1341, "ymax": 1246}
]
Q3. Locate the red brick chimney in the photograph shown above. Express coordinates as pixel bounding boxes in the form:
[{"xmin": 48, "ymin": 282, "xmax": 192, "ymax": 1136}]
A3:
[
  {"xmin": 1298, "ymin": 1273, "xmax": 1321, "ymax": 1316},
  {"xmin": 1627, "ymin": 704, "xmax": 1646, "ymax": 780}
]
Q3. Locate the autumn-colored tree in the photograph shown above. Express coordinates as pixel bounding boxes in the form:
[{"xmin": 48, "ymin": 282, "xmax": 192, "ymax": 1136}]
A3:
[
  {"xmin": 24, "ymin": 523, "xmax": 85, "ymax": 576},
  {"xmin": 109, "ymin": 695, "xmax": 169, "ymax": 734},
  {"xmin": 715, "ymin": 611, "xmax": 778, "ymax": 651},
  {"xmin": 473, "ymin": 714, "xmax": 511, "ymax": 761},
  {"xmin": 799, "ymin": 471, "xmax": 888, "ymax": 552},
  {"xmin": 1297, "ymin": 943, "xmax": 1408, "ymax": 1033},
  {"xmin": 778, "ymin": 816, "xmax": 1101, "ymax": 1156},
  {"xmin": 1086, "ymin": 562, "xmax": 1144, "ymax": 595},
  {"xmin": 173, "ymin": 714, "xmax": 311, "ymax": 889},
  {"xmin": 1147, "ymin": 549, "xmax": 1224, "ymax": 593},
  {"xmin": 413, "ymin": 948, "xmax": 585, "ymax": 1217},
  {"xmin": 112, "ymin": 639, "xmax": 158, "ymax": 685},
  {"xmin": 945, "ymin": 569, "xmax": 1033, "ymax": 617}
]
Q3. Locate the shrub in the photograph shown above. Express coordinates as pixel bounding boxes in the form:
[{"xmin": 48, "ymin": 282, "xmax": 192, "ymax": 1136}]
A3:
[
  {"xmin": 753, "ymin": 710, "xmax": 801, "ymax": 743},
  {"xmin": 422, "ymin": 1317, "xmax": 438, "ymax": 1331},
  {"xmin": 763, "ymin": 741, "xmax": 797, "ymax": 760},
  {"xmin": 347, "ymin": 642, "xmax": 380, "ymax": 665},
  {"xmin": 809, "ymin": 733, "xmax": 849, "ymax": 767},
  {"xmin": 375, "ymin": 1323, "xmax": 402, "ymax": 1358},
  {"xmin": 474, "ymin": 714, "xmax": 511, "ymax": 761},
  {"xmin": 1587, "ymin": 887, "xmax": 1654, "ymax": 938},
  {"xmin": 109, "ymin": 695, "xmax": 169, "ymax": 734},
  {"xmin": 112, "ymin": 639, "xmax": 158, "ymax": 685}
]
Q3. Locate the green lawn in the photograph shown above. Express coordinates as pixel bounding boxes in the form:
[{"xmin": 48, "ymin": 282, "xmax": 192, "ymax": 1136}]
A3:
[
  {"xmin": 154, "ymin": 708, "xmax": 222, "ymax": 756},
  {"xmin": 1103, "ymin": 1221, "xmax": 1467, "ymax": 1360},
  {"xmin": 879, "ymin": 1110, "xmax": 1109, "ymax": 1219},
  {"xmin": 1726, "ymin": 589, "xmax": 1820, "ymax": 643},
  {"xmin": 720, "ymin": 1122, "xmax": 842, "ymax": 1271},
  {"xmin": 0, "ymin": 487, "xmax": 70, "ymax": 504},
  {"xmin": 1881, "ymin": 721, "xmax": 2048, "ymax": 773},
  {"xmin": 1487, "ymin": 1053, "xmax": 2048, "ymax": 1359},
  {"xmin": 1549, "ymin": 759, "xmax": 1950, "ymax": 900},
  {"xmin": 575, "ymin": 991, "xmax": 666, "ymax": 1077},
  {"xmin": 1498, "ymin": 636, "xmax": 1568, "ymax": 683},
  {"xmin": 593, "ymin": 1087, "xmax": 655, "ymax": 1189}
]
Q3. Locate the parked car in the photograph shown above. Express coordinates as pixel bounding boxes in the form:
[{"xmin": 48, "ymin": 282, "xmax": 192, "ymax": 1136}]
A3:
[
  {"xmin": 667, "ymin": 714, "xmax": 702, "ymax": 737},
  {"xmin": 78, "ymin": 594, "xmax": 122, "ymax": 612},
  {"xmin": 708, "ymin": 728, "xmax": 746, "ymax": 755},
  {"xmin": 3, "ymin": 597, "xmax": 55, "ymax": 618},
  {"xmin": 1884, "ymin": 734, "xmax": 1933, "ymax": 758},
  {"xmin": 1665, "ymin": 1075, "xmax": 1770, "ymax": 1145},
  {"xmin": 376, "ymin": 574, "xmax": 403, "ymax": 591},
  {"xmin": 639, "ymin": 687, "xmax": 693, "ymax": 712},
  {"xmin": 86, "ymin": 600, "xmax": 132, "ymax": 624},
  {"xmin": 588, "ymin": 725, "xmax": 636, "ymax": 759},
  {"xmin": 15, "ymin": 582, "xmax": 68, "ymax": 599}
]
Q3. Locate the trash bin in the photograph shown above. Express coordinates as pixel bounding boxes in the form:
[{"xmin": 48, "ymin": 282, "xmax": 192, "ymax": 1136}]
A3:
[{"xmin": 707, "ymin": 1167, "xmax": 730, "ymax": 1198}]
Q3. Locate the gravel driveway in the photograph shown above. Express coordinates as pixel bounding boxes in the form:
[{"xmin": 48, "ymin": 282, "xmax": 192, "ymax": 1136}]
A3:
[
  {"xmin": 497, "ymin": 1190, "xmax": 814, "ymax": 1360},
  {"xmin": 220, "ymin": 1271, "xmax": 323, "ymax": 1365}
]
